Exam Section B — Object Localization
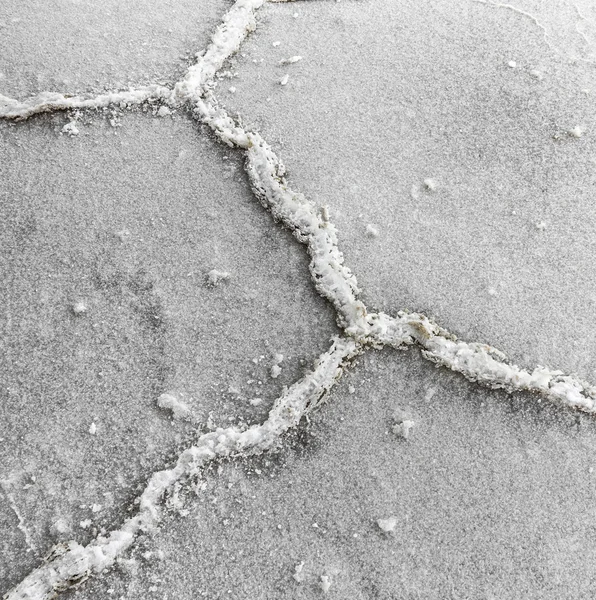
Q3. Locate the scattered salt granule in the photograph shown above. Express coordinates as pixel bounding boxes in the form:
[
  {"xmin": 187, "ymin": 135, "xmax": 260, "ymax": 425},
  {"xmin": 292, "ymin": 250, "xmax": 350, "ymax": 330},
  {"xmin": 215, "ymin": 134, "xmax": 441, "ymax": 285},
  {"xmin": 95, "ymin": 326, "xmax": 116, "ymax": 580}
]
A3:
[
  {"xmin": 206, "ymin": 269, "xmax": 231, "ymax": 287},
  {"xmin": 88, "ymin": 422, "xmax": 97, "ymax": 435},
  {"xmin": 392, "ymin": 419, "xmax": 415, "ymax": 439},
  {"xmin": 293, "ymin": 12, "xmax": 299, "ymax": 18},
  {"xmin": 366, "ymin": 224, "xmax": 379, "ymax": 238},
  {"xmin": 91, "ymin": 504, "xmax": 102, "ymax": 513},
  {"xmin": 377, "ymin": 516, "xmax": 397, "ymax": 533},
  {"xmin": 569, "ymin": 125, "xmax": 584, "ymax": 138},
  {"xmin": 72, "ymin": 301, "xmax": 87, "ymax": 316},
  {"xmin": 348, "ymin": 385, "xmax": 356, "ymax": 394},
  {"xmin": 535, "ymin": 221, "xmax": 547, "ymax": 230},
  {"xmin": 423, "ymin": 178, "xmax": 437, "ymax": 191},
  {"xmin": 488, "ymin": 287, "xmax": 497, "ymax": 296},
  {"xmin": 273, "ymin": 353, "xmax": 284, "ymax": 364},
  {"xmin": 51, "ymin": 518, "xmax": 69, "ymax": 535},
  {"xmin": 229, "ymin": 86, "xmax": 237, "ymax": 93},
  {"xmin": 272, "ymin": 41, "xmax": 281, "ymax": 47},
  {"xmin": 530, "ymin": 69, "xmax": 543, "ymax": 80},
  {"xmin": 157, "ymin": 393, "xmax": 191, "ymax": 420},
  {"xmin": 249, "ymin": 397, "xmax": 263, "ymax": 406},
  {"xmin": 280, "ymin": 56, "xmax": 302, "ymax": 65},
  {"xmin": 156, "ymin": 106, "xmax": 171, "ymax": 117},
  {"xmin": 115, "ymin": 228, "xmax": 130, "ymax": 242},
  {"xmin": 320, "ymin": 575, "xmax": 332, "ymax": 593},
  {"xmin": 270, "ymin": 364, "xmax": 282, "ymax": 379},
  {"xmin": 321, "ymin": 205, "xmax": 330, "ymax": 222},
  {"xmin": 293, "ymin": 561, "xmax": 305, "ymax": 583},
  {"xmin": 79, "ymin": 519, "xmax": 92, "ymax": 530},
  {"xmin": 61, "ymin": 120, "xmax": 79, "ymax": 136},
  {"xmin": 507, "ymin": 60, "xmax": 517, "ymax": 68},
  {"xmin": 280, "ymin": 74, "xmax": 290, "ymax": 86}
]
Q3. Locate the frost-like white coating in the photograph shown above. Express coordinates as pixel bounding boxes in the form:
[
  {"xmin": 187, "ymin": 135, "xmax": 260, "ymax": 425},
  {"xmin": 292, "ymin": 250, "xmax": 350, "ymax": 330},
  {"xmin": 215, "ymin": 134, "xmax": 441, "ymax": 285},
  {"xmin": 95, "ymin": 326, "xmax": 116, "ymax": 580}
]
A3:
[
  {"xmin": 157, "ymin": 393, "xmax": 192, "ymax": 420},
  {"xmin": 4, "ymin": 0, "xmax": 596, "ymax": 596},
  {"xmin": 4, "ymin": 336, "xmax": 359, "ymax": 600},
  {"xmin": 0, "ymin": 85, "xmax": 172, "ymax": 121}
]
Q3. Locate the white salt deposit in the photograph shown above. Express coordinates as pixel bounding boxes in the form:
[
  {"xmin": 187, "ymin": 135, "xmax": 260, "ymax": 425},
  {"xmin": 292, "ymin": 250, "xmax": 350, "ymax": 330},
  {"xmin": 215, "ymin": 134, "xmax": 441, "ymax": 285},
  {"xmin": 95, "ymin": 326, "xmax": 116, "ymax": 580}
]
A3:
[
  {"xmin": 270, "ymin": 364, "xmax": 282, "ymax": 379},
  {"xmin": 280, "ymin": 55, "xmax": 302, "ymax": 65},
  {"xmin": 206, "ymin": 269, "xmax": 231, "ymax": 286},
  {"xmin": 366, "ymin": 224, "xmax": 379, "ymax": 238},
  {"xmin": 377, "ymin": 516, "xmax": 397, "ymax": 532},
  {"xmin": 61, "ymin": 120, "xmax": 79, "ymax": 136},
  {"xmin": 423, "ymin": 178, "xmax": 437, "ymax": 191},
  {"xmin": 320, "ymin": 575, "xmax": 331, "ymax": 593},
  {"xmin": 88, "ymin": 422, "xmax": 97, "ymax": 435},
  {"xmin": 280, "ymin": 74, "xmax": 289, "ymax": 86},
  {"xmin": 157, "ymin": 393, "xmax": 192, "ymax": 420},
  {"xmin": 72, "ymin": 301, "xmax": 87, "ymax": 316}
]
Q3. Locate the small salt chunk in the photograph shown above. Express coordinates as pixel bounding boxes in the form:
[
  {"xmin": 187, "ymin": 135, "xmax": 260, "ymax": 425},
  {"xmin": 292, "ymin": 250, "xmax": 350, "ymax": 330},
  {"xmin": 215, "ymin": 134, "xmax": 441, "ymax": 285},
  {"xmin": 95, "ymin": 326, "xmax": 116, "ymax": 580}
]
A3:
[
  {"xmin": 157, "ymin": 106, "xmax": 171, "ymax": 117},
  {"xmin": 423, "ymin": 178, "xmax": 437, "ymax": 191},
  {"xmin": 249, "ymin": 398, "xmax": 263, "ymax": 406},
  {"xmin": 280, "ymin": 56, "xmax": 302, "ymax": 65},
  {"xmin": 293, "ymin": 561, "xmax": 305, "ymax": 583},
  {"xmin": 89, "ymin": 422, "xmax": 97, "ymax": 435},
  {"xmin": 366, "ymin": 224, "xmax": 379, "ymax": 238},
  {"xmin": 61, "ymin": 121, "xmax": 79, "ymax": 136},
  {"xmin": 348, "ymin": 385, "xmax": 356, "ymax": 394},
  {"xmin": 535, "ymin": 221, "xmax": 547, "ymax": 230},
  {"xmin": 206, "ymin": 269, "xmax": 231, "ymax": 287},
  {"xmin": 280, "ymin": 74, "xmax": 290, "ymax": 86},
  {"xmin": 377, "ymin": 516, "xmax": 397, "ymax": 532},
  {"xmin": 293, "ymin": 12, "xmax": 299, "ymax": 18},
  {"xmin": 507, "ymin": 60, "xmax": 517, "ymax": 68},
  {"xmin": 270, "ymin": 364, "xmax": 282, "ymax": 379},
  {"xmin": 272, "ymin": 41, "xmax": 281, "ymax": 47},
  {"xmin": 320, "ymin": 575, "xmax": 331, "ymax": 593},
  {"xmin": 72, "ymin": 301, "xmax": 87, "ymax": 316},
  {"xmin": 229, "ymin": 86, "xmax": 236, "ymax": 93},
  {"xmin": 91, "ymin": 503, "xmax": 102, "ymax": 513},
  {"xmin": 392, "ymin": 419, "xmax": 415, "ymax": 439},
  {"xmin": 80, "ymin": 519, "xmax": 92, "ymax": 530},
  {"xmin": 273, "ymin": 353, "xmax": 284, "ymax": 364},
  {"xmin": 157, "ymin": 393, "xmax": 191, "ymax": 420},
  {"xmin": 569, "ymin": 125, "xmax": 584, "ymax": 138}
]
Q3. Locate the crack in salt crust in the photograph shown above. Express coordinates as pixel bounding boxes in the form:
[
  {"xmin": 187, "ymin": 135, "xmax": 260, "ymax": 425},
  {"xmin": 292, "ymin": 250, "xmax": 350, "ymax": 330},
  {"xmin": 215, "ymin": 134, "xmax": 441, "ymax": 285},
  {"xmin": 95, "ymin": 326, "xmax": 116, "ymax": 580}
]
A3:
[{"xmin": 2, "ymin": 0, "xmax": 595, "ymax": 597}]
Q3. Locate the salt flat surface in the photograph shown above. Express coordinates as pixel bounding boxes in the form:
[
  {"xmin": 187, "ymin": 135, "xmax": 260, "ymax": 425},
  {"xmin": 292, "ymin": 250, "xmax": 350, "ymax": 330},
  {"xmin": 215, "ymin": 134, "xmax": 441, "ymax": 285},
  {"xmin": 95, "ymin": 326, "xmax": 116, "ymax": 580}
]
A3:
[
  {"xmin": 0, "ymin": 0, "xmax": 225, "ymax": 98},
  {"xmin": 2, "ymin": 0, "xmax": 596, "ymax": 598},
  {"xmin": 74, "ymin": 351, "xmax": 596, "ymax": 599},
  {"xmin": 0, "ymin": 111, "xmax": 336, "ymax": 589},
  {"xmin": 218, "ymin": 0, "xmax": 596, "ymax": 377}
]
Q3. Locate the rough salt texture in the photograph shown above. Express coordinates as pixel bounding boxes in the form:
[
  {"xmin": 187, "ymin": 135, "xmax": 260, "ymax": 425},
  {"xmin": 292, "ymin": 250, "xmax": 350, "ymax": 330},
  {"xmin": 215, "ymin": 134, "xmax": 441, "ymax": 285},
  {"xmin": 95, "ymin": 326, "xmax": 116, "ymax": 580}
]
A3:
[
  {"xmin": 0, "ymin": 110, "xmax": 337, "ymax": 593},
  {"xmin": 0, "ymin": 0, "xmax": 226, "ymax": 98},
  {"xmin": 3, "ymin": 0, "xmax": 596, "ymax": 598},
  {"xmin": 218, "ymin": 0, "xmax": 596, "ymax": 379}
]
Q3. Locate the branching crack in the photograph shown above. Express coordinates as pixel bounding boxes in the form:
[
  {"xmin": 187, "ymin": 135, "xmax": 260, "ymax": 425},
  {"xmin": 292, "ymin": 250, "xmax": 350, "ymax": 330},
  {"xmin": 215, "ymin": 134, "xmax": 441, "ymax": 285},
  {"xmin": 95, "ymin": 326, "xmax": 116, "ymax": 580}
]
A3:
[{"xmin": 2, "ymin": 0, "xmax": 596, "ymax": 597}]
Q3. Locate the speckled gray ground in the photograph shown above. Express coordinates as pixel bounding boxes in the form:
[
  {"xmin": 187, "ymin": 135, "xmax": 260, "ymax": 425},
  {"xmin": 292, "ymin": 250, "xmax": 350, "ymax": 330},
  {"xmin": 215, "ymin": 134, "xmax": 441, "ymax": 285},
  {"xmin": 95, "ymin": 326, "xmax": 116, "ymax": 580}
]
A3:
[{"xmin": 2, "ymin": 1, "xmax": 596, "ymax": 598}]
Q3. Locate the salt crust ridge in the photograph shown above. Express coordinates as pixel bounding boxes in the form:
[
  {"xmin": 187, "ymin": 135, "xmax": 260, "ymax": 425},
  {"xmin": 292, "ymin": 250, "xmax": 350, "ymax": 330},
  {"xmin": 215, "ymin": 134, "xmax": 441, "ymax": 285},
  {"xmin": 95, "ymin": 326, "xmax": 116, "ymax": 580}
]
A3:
[{"xmin": 2, "ymin": 0, "xmax": 596, "ymax": 597}]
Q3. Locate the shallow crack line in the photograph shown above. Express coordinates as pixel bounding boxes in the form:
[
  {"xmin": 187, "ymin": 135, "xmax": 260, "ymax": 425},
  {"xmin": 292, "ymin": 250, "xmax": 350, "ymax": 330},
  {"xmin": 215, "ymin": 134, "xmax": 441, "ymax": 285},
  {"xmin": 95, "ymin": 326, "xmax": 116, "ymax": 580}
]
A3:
[
  {"xmin": 473, "ymin": 0, "xmax": 596, "ymax": 65},
  {"xmin": 3, "ymin": 336, "xmax": 360, "ymax": 600},
  {"xmin": 3, "ymin": 0, "xmax": 596, "ymax": 597},
  {"xmin": 0, "ymin": 480, "xmax": 37, "ymax": 557}
]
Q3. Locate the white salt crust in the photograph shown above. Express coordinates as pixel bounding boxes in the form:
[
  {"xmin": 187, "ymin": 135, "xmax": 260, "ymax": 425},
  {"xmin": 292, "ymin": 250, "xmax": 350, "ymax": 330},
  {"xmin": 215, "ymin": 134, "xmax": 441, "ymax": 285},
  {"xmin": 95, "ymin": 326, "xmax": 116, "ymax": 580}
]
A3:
[{"xmin": 3, "ymin": 0, "xmax": 596, "ymax": 597}]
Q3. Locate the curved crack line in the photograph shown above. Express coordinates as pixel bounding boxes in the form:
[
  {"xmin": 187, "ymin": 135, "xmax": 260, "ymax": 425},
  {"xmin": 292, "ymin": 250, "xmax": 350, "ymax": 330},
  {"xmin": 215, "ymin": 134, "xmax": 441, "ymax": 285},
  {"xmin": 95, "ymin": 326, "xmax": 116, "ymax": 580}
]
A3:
[{"xmin": 2, "ymin": 0, "xmax": 596, "ymax": 597}]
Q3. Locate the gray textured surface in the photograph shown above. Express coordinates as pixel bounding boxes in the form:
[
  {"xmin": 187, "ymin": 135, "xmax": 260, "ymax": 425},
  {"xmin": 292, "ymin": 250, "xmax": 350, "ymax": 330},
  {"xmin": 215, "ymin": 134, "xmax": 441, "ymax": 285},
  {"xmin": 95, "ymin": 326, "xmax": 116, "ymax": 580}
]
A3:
[{"xmin": 3, "ymin": 0, "xmax": 596, "ymax": 598}]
